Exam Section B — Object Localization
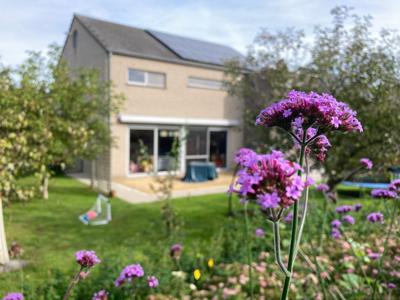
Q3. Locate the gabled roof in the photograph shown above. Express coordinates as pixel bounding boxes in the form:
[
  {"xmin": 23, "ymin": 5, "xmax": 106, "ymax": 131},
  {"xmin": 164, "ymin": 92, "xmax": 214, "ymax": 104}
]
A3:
[{"xmin": 74, "ymin": 14, "xmax": 244, "ymax": 68}]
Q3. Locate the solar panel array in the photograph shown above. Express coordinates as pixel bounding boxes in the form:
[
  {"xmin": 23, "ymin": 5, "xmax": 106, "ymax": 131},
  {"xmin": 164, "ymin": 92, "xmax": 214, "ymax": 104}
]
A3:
[{"xmin": 147, "ymin": 30, "xmax": 243, "ymax": 66}]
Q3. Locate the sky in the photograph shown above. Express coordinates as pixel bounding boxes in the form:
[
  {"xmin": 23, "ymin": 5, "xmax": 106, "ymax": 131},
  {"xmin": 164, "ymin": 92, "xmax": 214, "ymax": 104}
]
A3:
[{"xmin": 1, "ymin": 0, "xmax": 400, "ymax": 67}]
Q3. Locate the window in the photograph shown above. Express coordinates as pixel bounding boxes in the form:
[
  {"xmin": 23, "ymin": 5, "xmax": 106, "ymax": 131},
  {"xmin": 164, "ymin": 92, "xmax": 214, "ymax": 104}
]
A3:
[
  {"xmin": 128, "ymin": 69, "xmax": 165, "ymax": 88},
  {"xmin": 188, "ymin": 77, "xmax": 224, "ymax": 90},
  {"xmin": 72, "ymin": 30, "xmax": 78, "ymax": 49},
  {"xmin": 186, "ymin": 127, "xmax": 207, "ymax": 155},
  {"xmin": 129, "ymin": 130, "xmax": 154, "ymax": 173},
  {"xmin": 209, "ymin": 130, "xmax": 227, "ymax": 168}
]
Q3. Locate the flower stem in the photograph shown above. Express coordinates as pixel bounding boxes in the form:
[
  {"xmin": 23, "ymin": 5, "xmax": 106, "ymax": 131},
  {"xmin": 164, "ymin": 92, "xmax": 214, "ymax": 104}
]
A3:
[
  {"xmin": 244, "ymin": 201, "xmax": 254, "ymax": 299},
  {"xmin": 280, "ymin": 141, "xmax": 306, "ymax": 300},
  {"xmin": 371, "ymin": 201, "xmax": 398, "ymax": 299},
  {"xmin": 273, "ymin": 221, "xmax": 290, "ymax": 276},
  {"xmin": 62, "ymin": 267, "xmax": 83, "ymax": 300}
]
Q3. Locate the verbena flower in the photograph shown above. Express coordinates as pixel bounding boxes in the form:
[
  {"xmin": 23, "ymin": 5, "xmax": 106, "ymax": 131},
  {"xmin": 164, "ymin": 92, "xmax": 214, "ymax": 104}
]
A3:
[
  {"xmin": 230, "ymin": 149, "xmax": 306, "ymax": 212},
  {"xmin": 331, "ymin": 228, "xmax": 341, "ymax": 239},
  {"xmin": 115, "ymin": 264, "xmax": 145, "ymax": 287},
  {"xmin": 147, "ymin": 276, "xmax": 159, "ymax": 288},
  {"xmin": 75, "ymin": 250, "xmax": 100, "ymax": 268},
  {"xmin": 283, "ymin": 212, "xmax": 293, "ymax": 223},
  {"xmin": 385, "ymin": 283, "xmax": 397, "ymax": 289},
  {"xmin": 368, "ymin": 252, "xmax": 381, "ymax": 260},
  {"xmin": 92, "ymin": 289, "xmax": 108, "ymax": 300},
  {"xmin": 331, "ymin": 219, "xmax": 341, "ymax": 228},
  {"xmin": 353, "ymin": 203, "xmax": 362, "ymax": 211},
  {"xmin": 359, "ymin": 158, "xmax": 373, "ymax": 170},
  {"xmin": 316, "ymin": 183, "xmax": 330, "ymax": 192},
  {"xmin": 388, "ymin": 179, "xmax": 400, "ymax": 193},
  {"xmin": 255, "ymin": 228, "xmax": 265, "ymax": 237},
  {"xmin": 170, "ymin": 244, "xmax": 183, "ymax": 260},
  {"xmin": 256, "ymin": 90, "xmax": 363, "ymax": 133},
  {"xmin": 371, "ymin": 189, "xmax": 397, "ymax": 199},
  {"xmin": 367, "ymin": 212, "xmax": 384, "ymax": 223},
  {"xmin": 336, "ymin": 205, "xmax": 353, "ymax": 214},
  {"xmin": 2, "ymin": 293, "xmax": 24, "ymax": 300},
  {"xmin": 342, "ymin": 215, "xmax": 355, "ymax": 225}
]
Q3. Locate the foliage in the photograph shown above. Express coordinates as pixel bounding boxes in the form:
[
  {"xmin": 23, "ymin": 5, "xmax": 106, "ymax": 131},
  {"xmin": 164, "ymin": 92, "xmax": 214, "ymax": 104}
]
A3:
[{"xmin": 225, "ymin": 5, "xmax": 400, "ymax": 184}]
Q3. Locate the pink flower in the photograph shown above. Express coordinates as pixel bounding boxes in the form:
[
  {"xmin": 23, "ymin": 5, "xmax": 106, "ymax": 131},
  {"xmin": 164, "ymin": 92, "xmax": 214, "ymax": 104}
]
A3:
[
  {"xmin": 92, "ymin": 290, "xmax": 108, "ymax": 300},
  {"xmin": 75, "ymin": 250, "xmax": 100, "ymax": 268},
  {"xmin": 3, "ymin": 293, "xmax": 24, "ymax": 300},
  {"xmin": 359, "ymin": 158, "xmax": 373, "ymax": 170},
  {"xmin": 147, "ymin": 276, "xmax": 159, "ymax": 288},
  {"xmin": 115, "ymin": 264, "xmax": 145, "ymax": 287}
]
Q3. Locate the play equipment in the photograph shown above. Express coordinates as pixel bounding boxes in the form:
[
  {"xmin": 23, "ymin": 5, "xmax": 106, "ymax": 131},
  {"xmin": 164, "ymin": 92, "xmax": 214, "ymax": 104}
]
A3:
[{"xmin": 79, "ymin": 194, "xmax": 112, "ymax": 225}]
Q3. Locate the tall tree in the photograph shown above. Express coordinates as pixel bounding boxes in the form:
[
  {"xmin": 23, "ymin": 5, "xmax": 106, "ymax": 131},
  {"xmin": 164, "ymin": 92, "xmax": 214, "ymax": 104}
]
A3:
[{"xmin": 225, "ymin": 6, "xmax": 400, "ymax": 183}]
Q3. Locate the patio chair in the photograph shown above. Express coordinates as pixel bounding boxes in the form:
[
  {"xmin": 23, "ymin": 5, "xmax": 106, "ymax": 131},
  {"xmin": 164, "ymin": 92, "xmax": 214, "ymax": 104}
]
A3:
[{"xmin": 79, "ymin": 194, "xmax": 112, "ymax": 226}]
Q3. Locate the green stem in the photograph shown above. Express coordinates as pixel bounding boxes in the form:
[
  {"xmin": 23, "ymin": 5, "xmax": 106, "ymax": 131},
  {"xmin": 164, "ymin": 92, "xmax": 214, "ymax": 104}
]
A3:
[
  {"xmin": 280, "ymin": 141, "xmax": 307, "ymax": 300},
  {"xmin": 62, "ymin": 267, "xmax": 83, "ymax": 300},
  {"xmin": 273, "ymin": 221, "xmax": 290, "ymax": 276},
  {"xmin": 228, "ymin": 164, "xmax": 239, "ymax": 216},
  {"xmin": 244, "ymin": 201, "xmax": 254, "ymax": 299},
  {"xmin": 371, "ymin": 201, "xmax": 398, "ymax": 299}
]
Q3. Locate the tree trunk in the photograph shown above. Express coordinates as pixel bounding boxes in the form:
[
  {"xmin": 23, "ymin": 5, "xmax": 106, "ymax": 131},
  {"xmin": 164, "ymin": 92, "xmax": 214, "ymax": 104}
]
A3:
[
  {"xmin": 41, "ymin": 175, "xmax": 49, "ymax": 200},
  {"xmin": 90, "ymin": 160, "xmax": 96, "ymax": 190},
  {"xmin": 0, "ymin": 197, "xmax": 10, "ymax": 265}
]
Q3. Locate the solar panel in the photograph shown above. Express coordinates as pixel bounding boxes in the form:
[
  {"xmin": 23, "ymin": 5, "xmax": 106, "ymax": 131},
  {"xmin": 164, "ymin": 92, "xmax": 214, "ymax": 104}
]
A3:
[{"xmin": 147, "ymin": 30, "xmax": 243, "ymax": 66}]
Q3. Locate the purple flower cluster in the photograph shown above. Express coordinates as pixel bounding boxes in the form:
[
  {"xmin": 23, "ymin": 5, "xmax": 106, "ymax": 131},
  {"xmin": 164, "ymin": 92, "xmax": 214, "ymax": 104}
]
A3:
[
  {"xmin": 230, "ymin": 149, "xmax": 307, "ymax": 210},
  {"xmin": 316, "ymin": 183, "xmax": 330, "ymax": 193},
  {"xmin": 342, "ymin": 215, "xmax": 355, "ymax": 225},
  {"xmin": 331, "ymin": 219, "xmax": 341, "ymax": 228},
  {"xmin": 170, "ymin": 243, "xmax": 183, "ymax": 260},
  {"xmin": 92, "ymin": 290, "xmax": 108, "ymax": 300},
  {"xmin": 367, "ymin": 212, "xmax": 384, "ymax": 223},
  {"xmin": 331, "ymin": 228, "xmax": 341, "ymax": 239},
  {"xmin": 75, "ymin": 250, "xmax": 101, "ymax": 268},
  {"xmin": 371, "ymin": 189, "xmax": 397, "ymax": 199},
  {"xmin": 359, "ymin": 158, "xmax": 373, "ymax": 170},
  {"xmin": 115, "ymin": 264, "xmax": 145, "ymax": 287},
  {"xmin": 2, "ymin": 293, "xmax": 24, "ymax": 300},
  {"xmin": 147, "ymin": 276, "xmax": 159, "ymax": 288},
  {"xmin": 255, "ymin": 90, "xmax": 363, "ymax": 133},
  {"xmin": 353, "ymin": 203, "xmax": 362, "ymax": 211},
  {"xmin": 255, "ymin": 228, "xmax": 265, "ymax": 238},
  {"xmin": 335, "ymin": 205, "xmax": 353, "ymax": 214},
  {"xmin": 389, "ymin": 179, "xmax": 400, "ymax": 193}
]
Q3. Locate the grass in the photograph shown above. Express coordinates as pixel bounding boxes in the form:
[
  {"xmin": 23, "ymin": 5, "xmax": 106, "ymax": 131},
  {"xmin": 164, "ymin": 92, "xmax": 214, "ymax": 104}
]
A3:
[{"xmin": 1, "ymin": 175, "xmax": 236, "ymax": 292}]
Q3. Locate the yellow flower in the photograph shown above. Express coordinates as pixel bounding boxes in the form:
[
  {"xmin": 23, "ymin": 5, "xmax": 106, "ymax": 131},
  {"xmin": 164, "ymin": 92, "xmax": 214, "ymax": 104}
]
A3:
[
  {"xmin": 207, "ymin": 258, "xmax": 214, "ymax": 268},
  {"xmin": 193, "ymin": 269, "xmax": 201, "ymax": 280}
]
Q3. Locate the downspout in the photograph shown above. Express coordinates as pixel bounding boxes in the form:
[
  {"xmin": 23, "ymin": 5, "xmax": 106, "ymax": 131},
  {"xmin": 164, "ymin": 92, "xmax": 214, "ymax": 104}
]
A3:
[{"xmin": 107, "ymin": 51, "xmax": 113, "ymax": 194}]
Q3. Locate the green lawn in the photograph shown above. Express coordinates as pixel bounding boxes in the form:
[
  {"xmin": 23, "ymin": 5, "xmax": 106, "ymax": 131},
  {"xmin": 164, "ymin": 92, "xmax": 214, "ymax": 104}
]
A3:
[{"xmin": 1, "ymin": 176, "xmax": 236, "ymax": 292}]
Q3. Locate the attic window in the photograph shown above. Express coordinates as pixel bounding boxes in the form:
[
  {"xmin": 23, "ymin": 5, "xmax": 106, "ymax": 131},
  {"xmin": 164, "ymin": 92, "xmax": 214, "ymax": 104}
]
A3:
[
  {"xmin": 188, "ymin": 77, "xmax": 224, "ymax": 90},
  {"xmin": 128, "ymin": 69, "xmax": 165, "ymax": 88},
  {"xmin": 72, "ymin": 30, "xmax": 78, "ymax": 49}
]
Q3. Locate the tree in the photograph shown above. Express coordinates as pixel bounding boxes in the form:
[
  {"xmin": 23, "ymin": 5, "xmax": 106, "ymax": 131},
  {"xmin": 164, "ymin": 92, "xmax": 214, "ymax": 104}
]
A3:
[{"xmin": 225, "ymin": 6, "xmax": 400, "ymax": 183}]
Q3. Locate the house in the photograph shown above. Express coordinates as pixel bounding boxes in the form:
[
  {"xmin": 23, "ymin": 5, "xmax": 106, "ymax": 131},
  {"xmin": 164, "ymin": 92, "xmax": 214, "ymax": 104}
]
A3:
[{"xmin": 61, "ymin": 14, "xmax": 244, "ymax": 193}]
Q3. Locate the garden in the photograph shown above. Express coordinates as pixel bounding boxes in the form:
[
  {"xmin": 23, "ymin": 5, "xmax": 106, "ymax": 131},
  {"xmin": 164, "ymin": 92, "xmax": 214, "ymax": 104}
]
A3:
[{"xmin": 1, "ymin": 5, "xmax": 400, "ymax": 300}]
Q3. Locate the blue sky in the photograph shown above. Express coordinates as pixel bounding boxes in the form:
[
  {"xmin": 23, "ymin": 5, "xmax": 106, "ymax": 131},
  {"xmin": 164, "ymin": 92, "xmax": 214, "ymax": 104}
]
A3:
[{"xmin": 1, "ymin": 0, "xmax": 400, "ymax": 67}]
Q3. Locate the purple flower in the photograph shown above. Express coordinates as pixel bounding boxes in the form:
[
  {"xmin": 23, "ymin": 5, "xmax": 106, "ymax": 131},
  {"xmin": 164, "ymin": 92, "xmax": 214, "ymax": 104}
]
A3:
[
  {"xmin": 359, "ymin": 158, "xmax": 373, "ymax": 170},
  {"xmin": 283, "ymin": 109, "xmax": 292, "ymax": 118},
  {"xmin": 367, "ymin": 212, "xmax": 384, "ymax": 223},
  {"xmin": 371, "ymin": 189, "xmax": 397, "ymax": 199},
  {"xmin": 284, "ymin": 212, "xmax": 293, "ymax": 223},
  {"xmin": 92, "ymin": 290, "xmax": 108, "ymax": 300},
  {"xmin": 389, "ymin": 179, "xmax": 400, "ymax": 193},
  {"xmin": 115, "ymin": 264, "xmax": 145, "ymax": 287},
  {"xmin": 353, "ymin": 203, "xmax": 362, "ymax": 211},
  {"xmin": 231, "ymin": 149, "xmax": 306, "ymax": 209},
  {"xmin": 2, "ymin": 293, "xmax": 24, "ymax": 300},
  {"xmin": 75, "ymin": 250, "xmax": 100, "ymax": 268},
  {"xmin": 342, "ymin": 215, "xmax": 355, "ymax": 225},
  {"xmin": 336, "ymin": 205, "xmax": 353, "ymax": 214},
  {"xmin": 147, "ymin": 276, "xmax": 159, "ymax": 288},
  {"xmin": 170, "ymin": 243, "xmax": 183, "ymax": 260},
  {"xmin": 234, "ymin": 148, "xmax": 258, "ymax": 168},
  {"xmin": 331, "ymin": 228, "xmax": 341, "ymax": 239},
  {"xmin": 331, "ymin": 219, "xmax": 341, "ymax": 228},
  {"xmin": 256, "ymin": 90, "xmax": 363, "ymax": 133},
  {"xmin": 255, "ymin": 228, "xmax": 265, "ymax": 238},
  {"xmin": 257, "ymin": 192, "xmax": 280, "ymax": 209},
  {"xmin": 317, "ymin": 183, "xmax": 330, "ymax": 192},
  {"xmin": 385, "ymin": 283, "xmax": 397, "ymax": 289},
  {"xmin": 368, "ymin": 252, "xmax": 381, "ymax": 260},
  {"xmin": 305, "ymin": 177, "xmax": 315, "ymax": 187}
]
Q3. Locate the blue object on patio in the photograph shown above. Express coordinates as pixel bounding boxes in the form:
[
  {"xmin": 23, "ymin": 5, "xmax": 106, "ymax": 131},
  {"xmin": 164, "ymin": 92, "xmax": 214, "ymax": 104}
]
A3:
[
  {"xmin": 342, "ymin": 181, "xmax": 389, "ymax": 189},
  {"xmin": 183, "ymin": 162, "xmax": 218, "ymax": 182}
]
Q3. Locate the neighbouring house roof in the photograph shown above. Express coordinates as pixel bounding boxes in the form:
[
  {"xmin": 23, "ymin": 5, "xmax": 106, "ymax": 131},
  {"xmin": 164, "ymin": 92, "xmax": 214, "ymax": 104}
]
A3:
[{"xmin": 74, "ymin": 14, "xmax": 244, "ymax": 68}]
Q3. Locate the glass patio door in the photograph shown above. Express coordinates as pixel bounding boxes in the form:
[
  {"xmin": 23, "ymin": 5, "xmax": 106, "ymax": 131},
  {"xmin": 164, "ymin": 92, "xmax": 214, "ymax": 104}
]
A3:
[
  {"xmin": 209, "ymin": 130, "xmax": 227, "ymax": 168},
  {"xmin": 157, "ymin": 128, "xmax": 180, "ymax": 172}
]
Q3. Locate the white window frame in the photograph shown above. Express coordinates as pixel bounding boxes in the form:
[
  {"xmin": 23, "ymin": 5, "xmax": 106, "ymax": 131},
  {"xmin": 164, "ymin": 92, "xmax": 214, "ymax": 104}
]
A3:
[
  {"xmin": 127, "ymin": 69, "xmax": 166, "ymax": 88},
  {"xmin": 187, "ymin": 76, "xmax": 224, "ymax": 90}
]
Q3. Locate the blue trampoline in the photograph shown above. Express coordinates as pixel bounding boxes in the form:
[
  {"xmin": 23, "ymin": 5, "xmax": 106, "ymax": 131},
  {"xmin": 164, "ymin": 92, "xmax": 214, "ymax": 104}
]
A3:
[{"xmin": 342, "ymin": 181, "xmax": 389, "ymax": 189}]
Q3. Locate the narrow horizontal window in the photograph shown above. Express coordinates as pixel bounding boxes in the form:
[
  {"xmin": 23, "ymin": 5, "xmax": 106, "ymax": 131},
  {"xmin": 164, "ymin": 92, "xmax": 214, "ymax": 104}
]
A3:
[
  {"xmin": 188, "ymin": 77, "xmax": 224, "ymax": 90},
  {"xmin": 128, "ymin": 69, "xmax": 165, "ymax": 88}
]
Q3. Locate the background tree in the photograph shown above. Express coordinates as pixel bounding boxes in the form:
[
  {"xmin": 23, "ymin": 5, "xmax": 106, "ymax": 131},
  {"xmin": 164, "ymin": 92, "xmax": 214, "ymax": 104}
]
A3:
[{"xmin": 225, "ymin": 6, "xmax": 400, "ymax": 185}]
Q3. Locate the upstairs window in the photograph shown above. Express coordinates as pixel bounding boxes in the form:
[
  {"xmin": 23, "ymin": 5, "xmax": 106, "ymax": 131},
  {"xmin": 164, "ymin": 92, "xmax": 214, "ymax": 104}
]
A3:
[
  {"xmin": 72, "ymin": 30, "xmax": 78, "ymax": 49},
  {"xmin": 128, "ymin": 69, "xmax": 166, "ymax": 88},
  {"xmin": 188, "ymin": 77, "xmax": 224, "ymax": 90}
]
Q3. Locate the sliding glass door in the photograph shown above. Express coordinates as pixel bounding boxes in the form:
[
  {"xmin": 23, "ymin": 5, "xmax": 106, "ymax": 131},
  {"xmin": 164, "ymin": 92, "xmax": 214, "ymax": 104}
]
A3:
[
  {"xmin": 157, "ymin": 128, "xmax": 180, "ymax": 172},
  {"xmin": 209, "ymin": 130, "xmax": 227, "ymax": 168},
  {"xmin": 129, "ymin": 129, "xmax": 154, "ymax": 174}
]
